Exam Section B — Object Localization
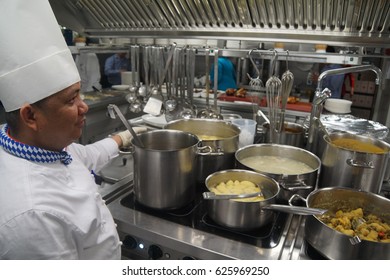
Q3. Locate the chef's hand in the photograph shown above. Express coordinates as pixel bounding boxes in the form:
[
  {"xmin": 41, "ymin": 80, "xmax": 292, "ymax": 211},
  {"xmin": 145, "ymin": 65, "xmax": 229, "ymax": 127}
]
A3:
[{"xmin": 114, "ymin": 127, "xmax": 147, "ymax": 148}]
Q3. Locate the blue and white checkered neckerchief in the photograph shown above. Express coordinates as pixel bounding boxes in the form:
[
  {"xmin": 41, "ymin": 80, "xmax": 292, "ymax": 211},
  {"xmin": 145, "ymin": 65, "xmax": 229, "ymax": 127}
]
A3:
[{"xmin": 0, "ymin": 124, "xmax": 72, "ymax": 165}]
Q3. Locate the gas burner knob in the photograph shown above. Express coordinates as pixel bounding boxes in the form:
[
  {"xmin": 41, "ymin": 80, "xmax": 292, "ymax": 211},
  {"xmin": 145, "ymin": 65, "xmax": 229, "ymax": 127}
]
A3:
[
  {"xmin": 122, "ymin": 235, "xmax": 137, "ymax": 249},
  {"xmin": 148, "ymin": 245, "xmax": 163, "ymax": 260}
]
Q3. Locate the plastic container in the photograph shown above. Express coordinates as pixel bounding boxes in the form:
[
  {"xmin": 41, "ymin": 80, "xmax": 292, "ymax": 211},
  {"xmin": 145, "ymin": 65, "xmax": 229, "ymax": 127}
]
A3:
[{"xmin": 231, "ymin": 119, "xmax": 257, "ymax": 148}]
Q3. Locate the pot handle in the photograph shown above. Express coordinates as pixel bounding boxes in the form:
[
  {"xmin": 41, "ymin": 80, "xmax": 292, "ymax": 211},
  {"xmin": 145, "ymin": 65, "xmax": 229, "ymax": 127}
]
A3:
[
  {"xmin": 262, "ymin": 204, "xmax": 327, "ymax": 216},
  {"xmin": 196, "ymin": 146, "xmax": 224, "ymax": 156},
  {"xmin": 279, "ymin": 180, "xmax": 314, "ymax": 191},
  {"xmin": 346, "ymin": 159, "xmax": 374, "ymax": 169},
  {"xmin": 287, "ymin": 193, "xmax": 307, "ymax": 206}
]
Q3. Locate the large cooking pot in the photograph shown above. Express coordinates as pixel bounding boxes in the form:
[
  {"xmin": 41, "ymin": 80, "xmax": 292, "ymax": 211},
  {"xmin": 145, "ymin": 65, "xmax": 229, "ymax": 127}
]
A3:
[
  {"xmin": 262, "ymin": 122, "xmax": 306, "ymax": 148},
  {"xmin": 303, "ymin": 187, "xmax": 390, "ymax": 259},
  {"xmin": 235, "ymin": 144, "xmax": 321, "ymax": 202},
  {"xmin": 319, "ymin": 132, "xmax": 390, "ymax": 193},
  {"xmin": 131, "ymin": 129, "xmax": 207, "ymax": 210},
  {"xmin": 204, "ymin": 169, "xmax": 280, "ymax": 230},
  {"xmin": 164, "ymin": 118, "xmax": 240, "ymax": 183}
]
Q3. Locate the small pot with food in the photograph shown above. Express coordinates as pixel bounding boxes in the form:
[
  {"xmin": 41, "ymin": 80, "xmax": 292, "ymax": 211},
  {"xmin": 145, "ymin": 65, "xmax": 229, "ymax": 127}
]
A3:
[
  {"xmin": 203, "ymin": 169, "xmax": 327, "ymax": 230},
  {"xmin": 164, "ymin": 118, "xmax": 240, "ymax": 183},
  {"xmin": 262, "ymin": 122, "xmax": 306, "ymax": 148},
  {"xmin": 235, "ymin": 144, "xmax": 321, "ymax": 202},
  {"xmin": 204, "ymin": 169, "xmax": 280, "ymax": 230}
]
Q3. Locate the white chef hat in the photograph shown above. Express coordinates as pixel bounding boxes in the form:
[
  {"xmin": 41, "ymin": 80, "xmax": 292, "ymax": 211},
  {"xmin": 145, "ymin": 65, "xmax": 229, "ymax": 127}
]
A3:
[{"xmin": 0, "ymin": 0, "xmax": 80, "ymax": 112}]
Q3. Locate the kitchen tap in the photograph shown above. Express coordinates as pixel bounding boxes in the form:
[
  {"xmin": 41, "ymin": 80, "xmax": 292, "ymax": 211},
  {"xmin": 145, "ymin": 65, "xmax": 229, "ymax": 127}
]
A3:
[{"xmin": 307, "ymin": 64, "xmax": 383, "ymax": 152}]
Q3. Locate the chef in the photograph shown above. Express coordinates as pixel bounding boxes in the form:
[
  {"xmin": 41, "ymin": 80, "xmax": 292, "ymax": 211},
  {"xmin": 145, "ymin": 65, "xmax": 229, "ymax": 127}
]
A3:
[{"xmin": 0, "ymin": 0, "xmax": 143, "ymax": 259}]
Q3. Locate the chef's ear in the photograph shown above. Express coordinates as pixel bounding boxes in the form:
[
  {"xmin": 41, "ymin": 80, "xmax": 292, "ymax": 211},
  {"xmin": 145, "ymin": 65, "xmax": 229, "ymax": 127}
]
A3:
[{"xmin": 19, "ymin": 104, "xmax": 40, "ymax": 131}]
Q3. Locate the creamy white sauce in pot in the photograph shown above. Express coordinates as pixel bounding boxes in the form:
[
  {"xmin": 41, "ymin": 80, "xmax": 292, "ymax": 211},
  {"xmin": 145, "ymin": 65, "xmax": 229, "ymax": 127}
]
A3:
[{"xmin": 240, "ymin": 155, "xmax": 314, "ymax": 175}]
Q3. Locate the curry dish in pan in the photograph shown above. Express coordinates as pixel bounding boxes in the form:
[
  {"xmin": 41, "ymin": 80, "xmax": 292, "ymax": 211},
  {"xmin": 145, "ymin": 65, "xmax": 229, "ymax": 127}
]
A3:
[{"xmin": 319, "ymin": 208, "xmax": 390, "ymax": 243}]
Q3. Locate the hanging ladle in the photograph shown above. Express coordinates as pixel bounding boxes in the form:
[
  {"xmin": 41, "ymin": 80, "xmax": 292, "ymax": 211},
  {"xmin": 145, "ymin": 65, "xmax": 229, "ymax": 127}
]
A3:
[{"xmin": 107, "ymin": 104, "xmax": 144, "ymax": 148}]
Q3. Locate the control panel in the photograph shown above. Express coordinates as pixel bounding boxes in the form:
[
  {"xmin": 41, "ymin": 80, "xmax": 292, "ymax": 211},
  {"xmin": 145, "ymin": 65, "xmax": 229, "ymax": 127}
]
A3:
[{"xmin": 119, "ymin": 231, "xmax": 197, "ymax": 260}]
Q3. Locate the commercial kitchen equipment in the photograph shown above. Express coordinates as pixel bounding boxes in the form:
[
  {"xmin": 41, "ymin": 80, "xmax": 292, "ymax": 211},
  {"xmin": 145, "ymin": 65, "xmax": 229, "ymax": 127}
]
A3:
[{"xmin": 101, "ymin": 151, "xmax": 390, "ymax": 260}]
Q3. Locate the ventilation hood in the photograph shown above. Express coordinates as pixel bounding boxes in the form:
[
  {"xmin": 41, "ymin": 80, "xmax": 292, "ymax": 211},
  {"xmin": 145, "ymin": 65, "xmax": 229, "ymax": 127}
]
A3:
[{"xmin": 49, "ymin": 0, "xmax": 390, "ymax": 47}]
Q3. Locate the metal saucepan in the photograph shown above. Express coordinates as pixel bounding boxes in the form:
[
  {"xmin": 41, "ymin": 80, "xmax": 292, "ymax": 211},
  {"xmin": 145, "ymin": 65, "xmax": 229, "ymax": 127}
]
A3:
[
  {"xmin": 131, "ymin": 129, "xmax": 211, "ymax": 210},
  {"xmin": 318, "ymin": 132, "xmax": 390, "ymax": 194},
  {"xmin": 235, "ymin": 144, "xmax": 321, "ymax": 202},
  {"xmin": 262, "ymin": 121, "xmax": 306, "ymax": 148},
  {"xmin": 164, "ymin": 118, "xmax": 240, "ymax": 183},
  {"xmin": 204, "ymin": 169, "xmax": 326, "ymax": 231},
  {"xmin": 301, "ymin": 187, "xmax": 390, "ymax": 259}
]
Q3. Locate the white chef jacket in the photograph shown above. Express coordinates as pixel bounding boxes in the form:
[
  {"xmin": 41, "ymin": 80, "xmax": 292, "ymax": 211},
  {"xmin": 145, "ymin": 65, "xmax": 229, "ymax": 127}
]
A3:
[
  {"xmin": 0, "ymin": 138, "xmax": 121, "ymax": 259},
  {"xmin": 75, "ymin": 53, "xmax": 102, "ymax": 93}
]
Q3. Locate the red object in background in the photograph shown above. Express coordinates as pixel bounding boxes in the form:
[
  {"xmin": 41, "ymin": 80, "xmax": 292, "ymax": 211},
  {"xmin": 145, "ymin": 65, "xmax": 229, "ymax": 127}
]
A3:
[
  {"xmin": 218, "ymin": 94, "xmax": 312, "ymax": 112},
  {"xmin": 218, "ymin": 93, "xmax": 259, "ymax": 103}
]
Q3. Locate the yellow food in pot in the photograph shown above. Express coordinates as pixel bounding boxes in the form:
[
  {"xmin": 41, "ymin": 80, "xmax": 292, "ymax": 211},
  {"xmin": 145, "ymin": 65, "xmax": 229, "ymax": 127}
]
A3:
[
  {"xmin": 209, "ymin": 180, "xmax": 265, "ymax": 202},
  {"xmin": 197, "ymin": 134, "xmax": 223, "ymax": 141},
  {"xmin": 331, "ymin": 138, "xmax": 387, "ymax": 154},
  {"xmin": 319, "ymin": 208, "xmax": 390, "ymax": 243}
]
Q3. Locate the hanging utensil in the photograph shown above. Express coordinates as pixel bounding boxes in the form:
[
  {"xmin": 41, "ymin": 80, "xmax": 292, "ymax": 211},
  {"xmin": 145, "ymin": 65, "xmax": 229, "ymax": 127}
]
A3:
[
  {"xmin": 139, "ymin": 45, "xmax": 150, "ymax": 98},
  {"xmin": 278, "ymin": 50, "xmax": 294, "ymax": 132},
  {"xmin": 128, "ymin": 45, "xmax": 138, "ymax": 94},
  {"xmin": 265, "ymin": 49, "xmax": 282, "ymax": 143},
  {"xmin": 247, "ymin": 49, "xmax": 264, "ymax": 91},
  {"xmin": 210, "ymin": 49, "xmax": 223, "ymax": 120},
  {"xmin": 165, "ymin": 47, "xmax": 181, "ymax": 122},
  {"xmin": 197, "ymin": 48, "xmax": 212, "ymax": 118},
  {"xmin": 129, "ymin": 46, "xmax": 144, "ymax": 113},
  {"xmin": 144, "ymin": 43, "xmax": 176, "ymax": 116},
  {"xmin": 179, "ymin": 47, "xmax": 196, "ymax": 119}
]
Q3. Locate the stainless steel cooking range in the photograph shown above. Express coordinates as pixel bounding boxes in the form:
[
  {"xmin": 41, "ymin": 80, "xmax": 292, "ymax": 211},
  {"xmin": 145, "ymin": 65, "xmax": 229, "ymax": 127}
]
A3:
[
  {"xmin": 98, "ymin": 153, "xmax": 318, "ymax": 260},
  {"xmin": 100, "ymin": 144, "xmax": 390, "ymax": 260},
  {"xmin": 106, "ymin": 179, "xmax": 308, "ymax": 260}
]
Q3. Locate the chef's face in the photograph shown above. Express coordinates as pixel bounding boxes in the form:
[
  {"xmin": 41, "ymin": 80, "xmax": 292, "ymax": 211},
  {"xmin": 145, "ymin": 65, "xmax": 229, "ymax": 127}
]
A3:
[{"xmin": 33, "ymin": 82, "xmax": 88, "ymax": 150}]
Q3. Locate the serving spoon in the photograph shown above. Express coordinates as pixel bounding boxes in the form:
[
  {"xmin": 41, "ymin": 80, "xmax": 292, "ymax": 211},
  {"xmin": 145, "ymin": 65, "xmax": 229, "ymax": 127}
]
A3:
[
  {"xmin": 203, "ymin": 190, "xmax": 264, "ymax": 200},
  {"xmin": 203, "ymin": 191, "xmax": 327, "ymax": 216},
  {"xmin": 107, "ymin": 104, "xmax": 144, "ymax": 148}
]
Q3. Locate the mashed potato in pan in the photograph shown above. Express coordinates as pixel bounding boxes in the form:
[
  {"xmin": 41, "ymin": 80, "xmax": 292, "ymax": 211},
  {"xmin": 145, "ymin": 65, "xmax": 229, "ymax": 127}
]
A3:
[{"xmin": 209, "ymin": 180, "xmax": 265, "ymax": 202}]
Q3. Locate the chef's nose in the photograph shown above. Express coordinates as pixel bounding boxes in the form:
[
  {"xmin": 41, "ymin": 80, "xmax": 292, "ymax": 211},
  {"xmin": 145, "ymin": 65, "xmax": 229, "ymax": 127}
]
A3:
[{"xmin": 78, "ymin": 98, "xmax": 89, "ymax": 114}]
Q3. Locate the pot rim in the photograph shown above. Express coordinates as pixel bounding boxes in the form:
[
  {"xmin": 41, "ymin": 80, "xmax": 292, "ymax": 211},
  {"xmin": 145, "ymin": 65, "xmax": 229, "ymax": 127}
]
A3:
[
  {"xmin": 235, "ymin": 143, "xmax": 321, "ymax": 175},
  {"xmin": 262, "ymin": 121, "xmax": 306, "ymax": 134},
  {"xmin": 324, "ymin": 132, "xmax": 390, "ymax": 154},
  {"xmin": 164, "ymin": 118, "xmax": 240, "ymax": 140},
  {"xmin": 131, "ymin": 129, "xmax": 200, "ymax": 152}
]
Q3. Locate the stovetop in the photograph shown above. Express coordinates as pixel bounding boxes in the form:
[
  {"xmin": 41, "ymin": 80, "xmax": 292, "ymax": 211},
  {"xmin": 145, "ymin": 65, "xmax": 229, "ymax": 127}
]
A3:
[
  {"xmin": 108, "ymin": 181, "xmax": 307, "ymax": 260},
  {"xmin": 120, "ymin": 191, "xmax": 288, "ymax": 249}
]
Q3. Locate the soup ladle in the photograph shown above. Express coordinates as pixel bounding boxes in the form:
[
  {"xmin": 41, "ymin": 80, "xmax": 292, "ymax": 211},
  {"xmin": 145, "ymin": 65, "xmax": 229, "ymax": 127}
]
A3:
[{"xmin": 107, "ymin": 104, "xmax": 144, "ymax": 148}]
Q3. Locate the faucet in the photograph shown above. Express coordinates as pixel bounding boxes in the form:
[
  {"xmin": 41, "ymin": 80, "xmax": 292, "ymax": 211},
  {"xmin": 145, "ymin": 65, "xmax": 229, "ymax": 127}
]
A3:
[{"xmin": 307, "ymin": 64, "xmax": 383, "ymax": 152}]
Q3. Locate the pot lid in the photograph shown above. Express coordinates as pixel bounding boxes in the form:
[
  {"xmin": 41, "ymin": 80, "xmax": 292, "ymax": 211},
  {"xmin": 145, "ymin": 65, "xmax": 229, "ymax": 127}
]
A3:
[{"xmin": 304, "ymin": 114, "xmax": 389, "ymax": 139}]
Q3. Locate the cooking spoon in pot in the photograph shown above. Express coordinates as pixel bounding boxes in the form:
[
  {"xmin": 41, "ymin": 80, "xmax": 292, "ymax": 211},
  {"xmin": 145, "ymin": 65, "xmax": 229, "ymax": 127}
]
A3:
[
  {"xmin": 203, "ymin": 192, "xmax": 327, "ymax": 216},
  {"xmin": 203, "ymin": 191, "xmax": 264, "ymax": 200},
  {"xmin": 261, "ymin": 204, "xmax": 327, "ymax": 216},
  {"xmin": 107, "ymin": 104, "xmax": 144, "ymax": 148}
]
